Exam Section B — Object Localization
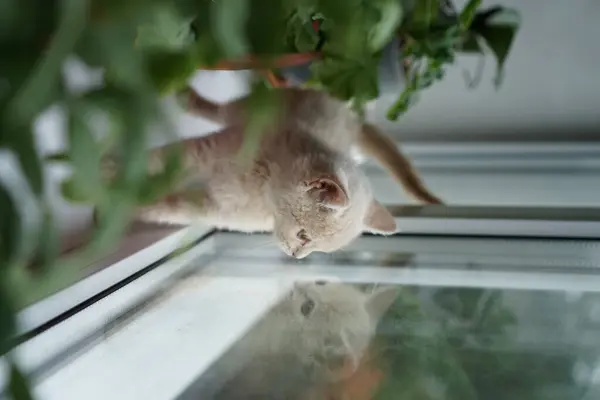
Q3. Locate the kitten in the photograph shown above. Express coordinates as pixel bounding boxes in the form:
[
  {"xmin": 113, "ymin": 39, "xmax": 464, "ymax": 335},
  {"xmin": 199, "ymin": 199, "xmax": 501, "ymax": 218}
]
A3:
[
  {"xmin": 124, "ymin": 87, "xmax": 441, "ymax": 257},
  {"xmin": 210, "ymin": 282, "xmax": 398, "ymax": 399}
]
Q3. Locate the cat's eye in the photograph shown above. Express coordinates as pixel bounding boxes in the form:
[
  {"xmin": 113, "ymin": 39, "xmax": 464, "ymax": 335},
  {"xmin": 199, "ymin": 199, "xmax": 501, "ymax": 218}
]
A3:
[
  {"xmin": 300, "ymin": 298, "xmax": 315, "ymax": 316},
  {"xmin": 296, "ymin": 229, "xmax": 311, "ymax": 243}
]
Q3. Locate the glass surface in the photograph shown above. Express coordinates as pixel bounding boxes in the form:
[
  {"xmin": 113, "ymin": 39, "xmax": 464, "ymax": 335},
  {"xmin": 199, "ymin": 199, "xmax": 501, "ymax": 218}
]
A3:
[{"xmin": 173, "ymin": 233, "xmax": 600, "ymax": 400}]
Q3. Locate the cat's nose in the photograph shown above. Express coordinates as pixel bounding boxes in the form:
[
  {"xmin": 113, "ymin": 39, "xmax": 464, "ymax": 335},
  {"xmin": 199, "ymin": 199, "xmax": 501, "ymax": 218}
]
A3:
[{"xmin": 292, "ymin": 248, "xmax": 309, "ymax": 259}]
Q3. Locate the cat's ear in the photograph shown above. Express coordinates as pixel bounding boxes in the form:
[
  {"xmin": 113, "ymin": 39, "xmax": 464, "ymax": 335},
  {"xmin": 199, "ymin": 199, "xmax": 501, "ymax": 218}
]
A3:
[
  {"xmin": 363, "ymin": 200, "xmax": 396, "ymax": 234},
  {"xmin": 366, "ymin": 286, "xmax": 398, "ymax": 322},
  {"xmin": 305, "ymin": 176, "xmax": 348, "ymax": 209}
]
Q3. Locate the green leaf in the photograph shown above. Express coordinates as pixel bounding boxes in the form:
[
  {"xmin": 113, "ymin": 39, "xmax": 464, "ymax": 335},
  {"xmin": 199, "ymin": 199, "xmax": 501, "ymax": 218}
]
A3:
[
  {"xmin": 246, "ymin": 0, "xmax": 288, "ymax": 56},
  {"xmin": 321, "ymin": 13, "xmax": 368, "ymax": 61},
  {"xmin": 94, "ymin": 23, "xmax": 148, "ymax": 90},
  {"xmin": 316, "ymin": 0, "xmax": 370, "ymax": 61},
  {"xmin": 459, "ymin": 0, "xmax": 482, "ymax": 30},
  {"xmin": 7, "ymin": 362, "xmax": 34, "ymax": 400},
  {"xmin": 30, "ymin": 208, "xmax": 59, "ymax": 271},
  {"xmin": 190, "ymin": 5, "xmax": 226, "ymax": 66},
  {"xmin": 0, "ymin": 49, "xmax": 41, "ymax": 117},
  {"xmin": 0, "ymin": 185, "xmax": 22, "ymax": 267},
  {"xmin": 386, "ymin": 85, "xmax": 415, "ymax": 120},
  {"xmin": 237, "ymin": 81, "xmax": 281, "ymax": 163},
  {"xmin": 387, "ymin": 58, "xmax": 445, "ymax": 120},
  {"xmin": 146, "ymin": 50, "xmax": 198, "ymax": 94},
  {"xmin": 294, "ymin": 21, "xmax": 320, "ymax": 52},
  {"xmin": 459, "ymin": 33, "xmax": 484, "ymax": 53},
  {"xmin": 211, "ymin": 0, "xmax": 249, "ymax": 58},
  {"xmin": 476, "ymin": 8, "xmax": 520, "ymax": 88},
  {"xmin": 411, "ymin": 0, "xmax": 439, "ymax": 29},
  {"xmin": 59, "ymin": 178, "xmax": 92, "ymax": 203},
  {"xmin": 91, "ymin": 196, "xmax": 133, "ymax": 254},
  {"xmin": 311, "ymin": 57, "xmax": 379, "ymax": 101},
  {"xmin": 317, "ymin": 0, "xmax": 359, "ymax": 23},
  {"xmin": 136, "ymin": 4, "xmax": 195, "ymax": 51},
  {"xmin": 368, "ymin": 0, "xmax": 403, "ymax": 52},
  {"xmin": 115, "ymin": 99, "xmax": 151, "ymax": 192},
  {"xmin": 67, "ymin": 105, "xmax": 104, "ymax": 201},
  {"xmin": 285, "ymin": 11, "xmax": 319, "ymax": 53},
  {"xmin": 137, "ymin": 145, "xmax": 184, "ymax": 205},
  {"xmin": 3, "ymin": 123, "xmax": 44, "ymax": 196},
  {"xmin": 7, "ymin": 0, "xmax": 88, "ymax": 123},
  {"xmin": 0, "ymin": 287, "xmax": 16, "ymax": 356}
]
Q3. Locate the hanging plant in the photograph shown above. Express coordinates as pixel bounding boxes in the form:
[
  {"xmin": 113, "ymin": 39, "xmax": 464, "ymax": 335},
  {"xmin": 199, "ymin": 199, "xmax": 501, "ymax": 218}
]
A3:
[{"xmin": 134, "ymin": 0, "xmax": 520, "ymax": 117}]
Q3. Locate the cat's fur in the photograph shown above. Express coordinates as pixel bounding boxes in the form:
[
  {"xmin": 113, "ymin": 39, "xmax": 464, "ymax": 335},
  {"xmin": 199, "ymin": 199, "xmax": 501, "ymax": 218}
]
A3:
[
  {"xmin": 127, "ymin": 87, "xmax": 440, "ymax": 257},
  {"xmin": 211, "ymin": 282, "xmax": 398, "ymax": 399}
]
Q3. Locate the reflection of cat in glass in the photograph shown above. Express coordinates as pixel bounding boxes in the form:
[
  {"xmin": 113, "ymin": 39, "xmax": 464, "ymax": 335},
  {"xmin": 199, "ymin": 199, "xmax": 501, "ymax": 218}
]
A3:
[{"xmin": 213, "ymin": 281, "xmax": 398, "ymax": 400}]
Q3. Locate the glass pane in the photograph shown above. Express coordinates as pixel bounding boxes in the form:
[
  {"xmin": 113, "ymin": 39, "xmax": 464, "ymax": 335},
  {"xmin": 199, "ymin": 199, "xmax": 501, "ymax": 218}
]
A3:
[
  {"xmin": 184, "ymin": 285, "xmax": 600, "ymax": 400},
  {"xmin": 174, "ymin": 234, "xmax": 600, "ymax": 400}
]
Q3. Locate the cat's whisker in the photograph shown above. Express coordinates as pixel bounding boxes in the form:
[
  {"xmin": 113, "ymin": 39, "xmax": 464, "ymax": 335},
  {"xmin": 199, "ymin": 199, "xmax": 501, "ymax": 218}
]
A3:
[
  {"xmin": 239, "ymin": 238, "xmax": 278, "ymax": 250},
  {"xmin": 253, "ymin": 241, "xmax": 277, "ymax": 250}
]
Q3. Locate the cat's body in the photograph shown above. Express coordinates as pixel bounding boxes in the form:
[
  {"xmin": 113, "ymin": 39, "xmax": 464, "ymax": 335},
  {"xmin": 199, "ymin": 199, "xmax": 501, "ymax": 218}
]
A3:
[
  {"xmin": 126, "ymin": 87, "xmax": 440, "ymax": 257},
  {"xmin": 210, "ymin": 282, "xmax": 398, "ymax": 399},
  {"xmin": 141, "ymin": 89, "xmax": 360, "ymax": 229}
]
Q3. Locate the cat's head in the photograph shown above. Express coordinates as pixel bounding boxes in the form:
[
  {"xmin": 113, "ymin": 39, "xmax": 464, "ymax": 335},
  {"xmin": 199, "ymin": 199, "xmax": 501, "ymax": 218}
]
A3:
[
  {"xmin": 280, "ymin": 281, "xmax": 398, "ymax": 381},
  {"xmin": 270, "ymin": 164, "xmax": 396, "ymax": 258}
]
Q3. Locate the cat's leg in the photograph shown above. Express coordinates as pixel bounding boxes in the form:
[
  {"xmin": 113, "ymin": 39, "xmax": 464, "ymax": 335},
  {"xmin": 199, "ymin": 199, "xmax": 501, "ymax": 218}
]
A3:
[
  {"xmin": 99, "ymin": 126, "xmax": 244, "ymax": 226},
  {"xmin": 155, "ymin": 125, "xmax": 245, "ymax": 166},
  {"xmin": 358, "ymin": 123, "xmax": 443, "ymax": 204},
  {"xmin": 95, "ymin": 163, "xmax": 214, "ymax": 226},
  {"xmin": 134, "ymin": 185, "xmax": 215, "ymax": 226},
  {"xmin": 101, "ymin": 126, "xmax": 243, "ymax": 181}
]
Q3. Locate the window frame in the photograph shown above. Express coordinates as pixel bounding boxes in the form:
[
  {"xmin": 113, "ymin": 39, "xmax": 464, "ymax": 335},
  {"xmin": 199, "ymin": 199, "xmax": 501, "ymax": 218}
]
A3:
[{"xmin": 2, "ymin": 210, "xmax": 600, "ymax": 398}]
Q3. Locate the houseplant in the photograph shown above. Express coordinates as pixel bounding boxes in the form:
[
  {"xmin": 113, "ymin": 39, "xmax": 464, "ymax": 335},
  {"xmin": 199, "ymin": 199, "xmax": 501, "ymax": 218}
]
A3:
[
  {"xmin": 137, "ymin": 0, "xmax": 521, "ymax": 117},
  {"xmin": 0, "ymin": 0, "xmax": 519, "ymax": 397}
]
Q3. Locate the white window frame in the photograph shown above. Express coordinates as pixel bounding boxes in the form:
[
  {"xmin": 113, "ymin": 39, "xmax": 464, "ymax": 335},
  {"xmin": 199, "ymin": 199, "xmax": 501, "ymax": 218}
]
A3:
[{"xmin": 2, "ymin": 210, "xmax": 600, "ymax": 399}]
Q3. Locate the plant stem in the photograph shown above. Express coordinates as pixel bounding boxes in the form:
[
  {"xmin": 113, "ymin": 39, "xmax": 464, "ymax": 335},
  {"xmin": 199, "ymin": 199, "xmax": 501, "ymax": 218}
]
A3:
[{"xmin": 199, "ymin": 52, "xmax": 321, "ymax": 71}]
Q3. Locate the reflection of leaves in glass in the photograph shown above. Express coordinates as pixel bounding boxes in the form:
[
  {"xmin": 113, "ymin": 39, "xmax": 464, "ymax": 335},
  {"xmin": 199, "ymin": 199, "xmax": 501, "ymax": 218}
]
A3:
[
  {"xmin": 435, "ymin": 288, "xmax": 591, "ymax": 400},
  {"xmin": 459, "ymin": 349, "xmax": 579, "ymax": 400},
  {"xmin": 374, "ymin": 288, "xmax": 477, "ymax": 399},
  {"xmin": 433, "ymin": 288, "xmax": 517, "ymax": 347},
  {"xmin": 374, "ymin": 287, "xmax": 587, "ymax": 400}
]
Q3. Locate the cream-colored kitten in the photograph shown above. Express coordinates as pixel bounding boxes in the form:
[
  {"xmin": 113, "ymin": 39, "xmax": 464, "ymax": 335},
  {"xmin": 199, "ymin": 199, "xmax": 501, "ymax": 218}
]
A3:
[
  {"xmin": 126, "ymin": 87, "xmax": 440, "ymax": 258},
  {"xmin": 210, "ymin": 282, "xmax": 398, "ymax": 399},
  {"xmin": 251, "ymin": 282, "xmax": 398, "ymax": 380}
]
